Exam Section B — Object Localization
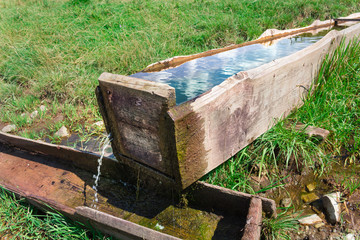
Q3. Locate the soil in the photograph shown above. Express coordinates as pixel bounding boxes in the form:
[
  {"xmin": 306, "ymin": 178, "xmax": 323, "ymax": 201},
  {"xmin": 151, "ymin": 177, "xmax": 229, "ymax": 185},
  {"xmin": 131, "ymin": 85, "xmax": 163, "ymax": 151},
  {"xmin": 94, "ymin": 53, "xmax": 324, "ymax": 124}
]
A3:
[{"xmin": 262, "ymin": 161, "xmax": 360, "ymax": 239}]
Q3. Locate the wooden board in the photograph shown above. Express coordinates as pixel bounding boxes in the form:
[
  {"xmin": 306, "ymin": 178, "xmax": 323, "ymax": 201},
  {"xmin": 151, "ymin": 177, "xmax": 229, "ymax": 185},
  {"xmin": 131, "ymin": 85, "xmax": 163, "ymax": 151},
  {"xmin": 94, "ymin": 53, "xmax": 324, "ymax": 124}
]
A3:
[
  {"xmin": 0, "ymin": 131, "xmax": 175, "ymax": 195},
  {"xmin": 187, "ymin": 182, "xmax": 276, "ymax": 218},
  {"xmin": 168, "ymin": 23, "xmax": 360, "ymax": 188},
  {"xmin": 97, "ymin": 73, "xmax": 177, "ymax": 178},
  {"xmin": 96, "ymin": 18, "xmax": 360, "ymax": 190},
  {"xmin": 0, "ymin": 141, "xmax": 276, "ymax": 239},
  {"xmin": 142, "ymin": 13, "xmax": 360, "ymax": 72},
  {"xmin": 242, "ymin": 198, "xmax": 262, "ymax": 240}
]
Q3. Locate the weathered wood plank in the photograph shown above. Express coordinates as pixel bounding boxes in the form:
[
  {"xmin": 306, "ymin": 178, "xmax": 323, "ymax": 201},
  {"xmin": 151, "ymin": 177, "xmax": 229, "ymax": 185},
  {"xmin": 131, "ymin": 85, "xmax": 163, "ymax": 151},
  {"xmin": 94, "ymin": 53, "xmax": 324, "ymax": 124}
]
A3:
[
  {"xmin": 169, "ymin": 23, "xmax": 360, "ymax": 188},
  {"xmin": 142, "ymin": 13, "xmax": 360, "ymax": 73},
  {"xmin": 0, "ymin": 131, "xmax": 175, "ymax": 195},
  {"xmin": 188, "ymin": 181, "xmax": 276, "ymax": 218},
  {"xmin": 143, "ymin": 20, "xmax": 335, "ymax": 72},
  {"xmin": 75, "ymin": 207, "xmax": 181, "ymax": 240},
  {"xmin": 0, "ymin": 143, "xmax": 275, "ymax": 239},
  {"xmin": 242, "ymin": 198, "xmax": 262, "ymax": 240},
  {"xmin": 97, "ymin": 73, "xmax": 177, "ymax": 177}
]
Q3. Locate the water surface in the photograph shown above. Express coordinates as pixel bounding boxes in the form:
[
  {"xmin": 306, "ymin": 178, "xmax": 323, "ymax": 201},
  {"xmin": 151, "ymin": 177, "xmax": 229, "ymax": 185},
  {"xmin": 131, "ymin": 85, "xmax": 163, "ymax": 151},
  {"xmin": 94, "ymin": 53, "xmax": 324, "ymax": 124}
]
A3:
[{"xmin": 131, "ymin": 29, "xmax": 335, "ymax": 104}]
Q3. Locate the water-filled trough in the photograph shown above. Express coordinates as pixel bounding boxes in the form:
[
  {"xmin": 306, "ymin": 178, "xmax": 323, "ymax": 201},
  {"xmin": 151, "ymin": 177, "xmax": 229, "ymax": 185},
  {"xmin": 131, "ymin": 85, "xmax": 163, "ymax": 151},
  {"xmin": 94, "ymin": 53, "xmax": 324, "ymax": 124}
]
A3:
[
  {"xmin": 97, "ymin": 14, "xmax": 360, "ymax": 190},
  {"xmin": 0, "ymin": 14, "xmax": 359, "ymax": 240},
  {"xmin": 130, "ymin": 26, "xmax": 342, "ymax": 104}
]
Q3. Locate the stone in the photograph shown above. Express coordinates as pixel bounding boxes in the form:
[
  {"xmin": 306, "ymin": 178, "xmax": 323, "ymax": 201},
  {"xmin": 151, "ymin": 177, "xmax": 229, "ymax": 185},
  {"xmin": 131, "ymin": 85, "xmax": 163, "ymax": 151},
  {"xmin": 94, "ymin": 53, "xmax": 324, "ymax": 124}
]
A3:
[
  {"xmin": 94, "ymin": 121, "xmax": 104, "ymax": 127},
  {"xmin": 314, "ymin": 222, "xmax": 325, "ymax": 228},
  {"xmin": 306, "ymin": 183, "xmax": 316, "ymax": 192},
  {"xmin": 304, "ymin": 126, "xmax": 330, "ymax": 139},
  {"xmin": 280, "ymin": 198, "xmax": 292, "ymax": 208},
  {"xmin": 30, "ymin": 110, "xmax": 38, "ymax": 119},
  {"xmin": 21, "ymin": 113, "xmax": 27, "ymax": 117},
  {"xmin": 1, "ymin": 124, "xmax": 16, "ymax": 133},
  {"xmin": 328, "ymin": 232, "xmax": 341, "ymax": 240},
  {"xmin": 54, "ymin": 126, "xmax": 70, "ymax": 138},
  {"xmin": 40, "ymin": 105, "xmax": 47, "ymax": 112},
  {"xmin": 319, "ymin": 232, "xmax": 327, "ymax": 239},
  {"xmin": 301, "ymin": 192, "xmax": 319, "ymax": 203},
  {"xmin": 155, "ymin": 223, "xmax": 164, "ymax": 230},
  {"xmin": 298, "ymin": 214, "xmax": 323, "ymax": 225},
  {"xmin": 322, "ymin": 192, "xmax": 341, "ymax": 224},
  {"xmin": 345, "ymin": 233, "xmax": 355, "ymax": 240}
]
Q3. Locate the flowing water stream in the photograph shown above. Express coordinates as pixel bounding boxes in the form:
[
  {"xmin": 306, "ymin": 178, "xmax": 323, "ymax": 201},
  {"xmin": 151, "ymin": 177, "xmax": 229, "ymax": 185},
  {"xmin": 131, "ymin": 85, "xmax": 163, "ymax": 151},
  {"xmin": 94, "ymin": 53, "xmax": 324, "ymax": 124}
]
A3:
[
  {"xmin": 92, "ymin": 133, "xmax": 112, "ymax": 208},
  {"xmin": 131, "ymin": 27, "xmax": 342, "ymax": 104}
]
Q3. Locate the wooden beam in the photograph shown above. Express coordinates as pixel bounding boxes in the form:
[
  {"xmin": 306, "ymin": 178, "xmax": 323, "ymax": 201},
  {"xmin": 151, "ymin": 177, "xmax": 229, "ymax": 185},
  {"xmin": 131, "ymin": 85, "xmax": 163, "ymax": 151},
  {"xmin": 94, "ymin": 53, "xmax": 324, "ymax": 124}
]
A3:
[
  {"xmin": 97, "ymin": 73, "xmax": 178, "ymax": 179},
  {"xmin": 0, "ymin": 132, "xmax": 175, "ymax": 195},
  {"xmin": 242, "ymin": 198, "xmax": 263, "ymax": 240},
  {"xmin": 187, "ymin": 182, "xmax": 276, "ymax": 218},
  {"xmin": 75, "ymin": 207, "xmax": 181, "ymax": 240},
  {"xmin": 168, "ymin": 23, "xmax": 360, "ymax": 189}
]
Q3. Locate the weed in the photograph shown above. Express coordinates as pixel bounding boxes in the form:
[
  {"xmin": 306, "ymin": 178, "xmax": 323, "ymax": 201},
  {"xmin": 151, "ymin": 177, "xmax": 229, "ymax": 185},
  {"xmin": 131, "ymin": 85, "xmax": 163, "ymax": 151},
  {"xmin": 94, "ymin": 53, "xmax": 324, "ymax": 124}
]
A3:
[
  {"xmin": 341, "ymin": 174, "xmax": 360, "ymax": 196},
  {"xmin": 261, "ymin": 212, "xmax": 300, "ymax": 240},
  {"xmin": 0, "ymin": 186, "xmax": 110, "ymax": 239}
]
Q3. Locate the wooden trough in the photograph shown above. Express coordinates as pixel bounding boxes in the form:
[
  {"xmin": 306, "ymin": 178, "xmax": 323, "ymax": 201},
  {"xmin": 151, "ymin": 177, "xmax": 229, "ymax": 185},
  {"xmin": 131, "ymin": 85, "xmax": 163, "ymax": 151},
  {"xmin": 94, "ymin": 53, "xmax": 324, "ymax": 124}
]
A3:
[
  {"xmin": 0, "ymin": 14, "xmax": 359, "ymax": 240},
  {"xmin": 0, "ymin": 131, "xmax": 275, "ymax": 240},
  {"xmin": 96, "ymin": 14, "xmax": 360, "ymax": 191}
]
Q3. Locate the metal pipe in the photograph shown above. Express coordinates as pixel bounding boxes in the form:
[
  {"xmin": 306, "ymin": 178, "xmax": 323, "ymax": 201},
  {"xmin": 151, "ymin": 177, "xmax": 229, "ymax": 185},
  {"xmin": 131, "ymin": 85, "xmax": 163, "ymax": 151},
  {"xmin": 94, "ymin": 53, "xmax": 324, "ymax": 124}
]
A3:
[{"xmin": 334, "ymin": 18, "xmax": 360, "ymax": 26}]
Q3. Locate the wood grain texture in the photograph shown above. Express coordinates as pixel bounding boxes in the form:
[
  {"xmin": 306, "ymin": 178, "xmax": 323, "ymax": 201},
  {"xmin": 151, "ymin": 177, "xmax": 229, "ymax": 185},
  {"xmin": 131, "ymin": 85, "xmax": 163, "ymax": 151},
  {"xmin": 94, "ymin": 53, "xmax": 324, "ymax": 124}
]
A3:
[
  {"xmin": 0, "ymin": 131, "xmax": 175, "ymax": 195},
  {"xmin": 98, "ymin": 73, "xmax": 177, "ymax": 177},
  {"xmin": 169, "ymin": 23, "xmax": 360, "ymax": 189},
  {"xmin": 142, "ymin": 13, "xmax": 360, "ymax": 73},
  {"xmin": 0, "ymin": 142, "xmax": 274, "ymax": 240},
  {"xmin": 75, "ymin": 207, "xmax": 181, "ymax": 240},
  {"xmin": 188, "ymin": 182, "xmax": 276, "ymax": 218},
  {"xmin": 242, "ymin": 198, "xmax": 262, "ymax": 240}
]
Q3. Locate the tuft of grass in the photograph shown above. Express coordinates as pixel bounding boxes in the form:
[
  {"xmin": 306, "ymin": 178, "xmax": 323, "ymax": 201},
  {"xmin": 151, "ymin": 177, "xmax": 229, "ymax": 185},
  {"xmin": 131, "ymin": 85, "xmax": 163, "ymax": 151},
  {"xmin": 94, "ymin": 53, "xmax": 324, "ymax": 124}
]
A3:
[
  {"xmin": 261, "ymin": 212, "xmax": 300, "ymax": 240},
  {"xmin": 0, "ymin": 186, "xmax": 110, "ymax": 239},
  {"xmin": 295, "ymin": 39, "xmax": 360, "ymax": 163},
  {"xmin": 340, "ymin": 173, "xmax": 360, "ymax": 196}
]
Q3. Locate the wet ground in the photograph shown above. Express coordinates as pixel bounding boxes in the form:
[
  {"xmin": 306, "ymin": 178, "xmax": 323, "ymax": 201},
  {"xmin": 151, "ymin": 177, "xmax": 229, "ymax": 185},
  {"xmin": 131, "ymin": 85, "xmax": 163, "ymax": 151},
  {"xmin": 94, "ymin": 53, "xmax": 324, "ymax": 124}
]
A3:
[{"xmin": 261, "ymin": 160, "xmax": 360, "ymax": 239}]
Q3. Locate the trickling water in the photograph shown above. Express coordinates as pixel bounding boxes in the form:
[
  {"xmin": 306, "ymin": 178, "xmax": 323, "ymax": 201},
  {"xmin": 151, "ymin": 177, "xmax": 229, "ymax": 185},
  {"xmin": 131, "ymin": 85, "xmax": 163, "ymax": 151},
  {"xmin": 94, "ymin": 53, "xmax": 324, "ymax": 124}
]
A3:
[
  {"xmin": 131, "ymin": 28, "xmax": 340, "ymax": 104},
  {"xmin": 92, "ymin": 133, "xmax": 112, "ymax": 208}
]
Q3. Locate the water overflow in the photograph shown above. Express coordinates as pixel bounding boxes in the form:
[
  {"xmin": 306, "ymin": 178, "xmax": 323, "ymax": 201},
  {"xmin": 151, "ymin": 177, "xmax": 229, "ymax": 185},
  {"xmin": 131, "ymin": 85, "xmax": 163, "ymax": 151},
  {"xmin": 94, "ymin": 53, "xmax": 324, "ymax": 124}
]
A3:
[{"xmin": 92, "ymin": 133, "xmax": 112, "ymax": 208}]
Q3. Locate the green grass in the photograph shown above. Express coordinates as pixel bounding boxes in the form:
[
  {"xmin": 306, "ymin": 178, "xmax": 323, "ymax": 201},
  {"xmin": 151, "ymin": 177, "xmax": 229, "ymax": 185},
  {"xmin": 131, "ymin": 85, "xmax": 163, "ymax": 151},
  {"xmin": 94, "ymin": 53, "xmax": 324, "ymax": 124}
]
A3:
[
  {"xmin": 0, "ymin": 0, "xmax": 359, "ymax": 143},
  {"xmin": 0, "ymin": 0, "xmax": 360, "ymax": 239},
  {"xmin": 261, "ymin": 211, "xmax": 300, "ymax": 240},
  {"xmin": 0, "ymin": 187, "xmax": 110, "ymax": 239}
]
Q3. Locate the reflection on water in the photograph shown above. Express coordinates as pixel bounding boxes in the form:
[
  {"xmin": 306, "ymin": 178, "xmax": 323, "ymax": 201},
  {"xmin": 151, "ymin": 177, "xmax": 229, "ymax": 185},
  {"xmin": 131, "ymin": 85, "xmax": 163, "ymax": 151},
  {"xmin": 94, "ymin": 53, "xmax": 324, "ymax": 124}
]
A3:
[{"xmin": 131, "ymin": 31, "xmax": 329, "ymax": 104}]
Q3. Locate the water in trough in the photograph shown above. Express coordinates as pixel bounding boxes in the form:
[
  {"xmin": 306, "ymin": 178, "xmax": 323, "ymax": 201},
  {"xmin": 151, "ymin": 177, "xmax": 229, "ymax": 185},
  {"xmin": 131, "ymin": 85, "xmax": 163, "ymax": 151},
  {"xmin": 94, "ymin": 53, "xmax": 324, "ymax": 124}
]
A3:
[{"xmin": 131, "ymin": 28, "xmax": 341, "ymax": 104}]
